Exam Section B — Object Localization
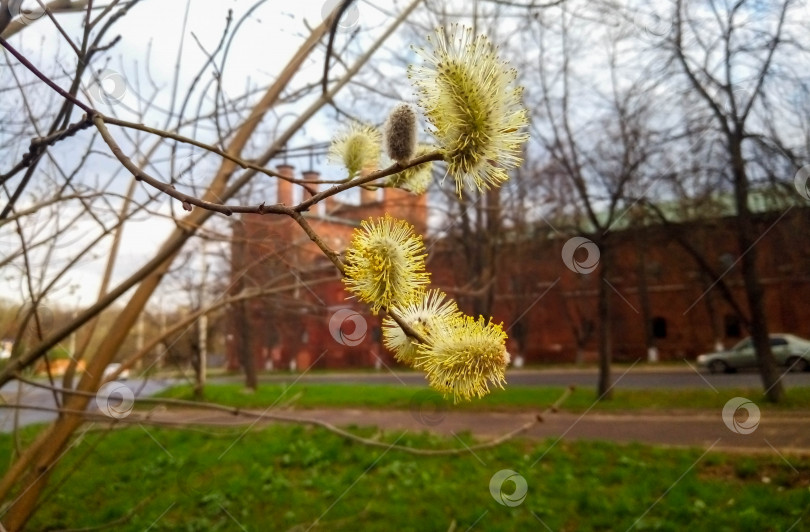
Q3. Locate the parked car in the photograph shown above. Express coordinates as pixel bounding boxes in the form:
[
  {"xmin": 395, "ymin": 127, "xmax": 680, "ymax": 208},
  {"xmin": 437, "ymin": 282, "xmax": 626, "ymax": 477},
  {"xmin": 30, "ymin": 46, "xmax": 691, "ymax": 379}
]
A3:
[
  {"xmin": 697, "ymin": 334, "xmax": 810, "ymax": 374},
  {"xmin": 102, "ymin": 363, "xmax": 130, "ymax": 381}
]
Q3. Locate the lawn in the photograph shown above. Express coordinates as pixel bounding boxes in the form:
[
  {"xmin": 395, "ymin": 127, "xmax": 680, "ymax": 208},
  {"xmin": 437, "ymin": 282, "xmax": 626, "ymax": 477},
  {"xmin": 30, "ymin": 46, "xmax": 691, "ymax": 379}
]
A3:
[
  {"xmin": 2, "ymin": 424, "xmax": 807, "ymax": 531},
  {"xmin": 155, "ymin": 382, "xmax": 810, "ymax": 413}
]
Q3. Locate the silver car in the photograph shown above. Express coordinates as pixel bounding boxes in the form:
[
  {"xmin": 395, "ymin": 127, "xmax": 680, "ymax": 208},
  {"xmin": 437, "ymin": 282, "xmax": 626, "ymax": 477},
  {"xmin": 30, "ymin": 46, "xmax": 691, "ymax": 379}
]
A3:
[{"xmin": 697, "ymin": 334, "xmax": 810, "ymax": 374}]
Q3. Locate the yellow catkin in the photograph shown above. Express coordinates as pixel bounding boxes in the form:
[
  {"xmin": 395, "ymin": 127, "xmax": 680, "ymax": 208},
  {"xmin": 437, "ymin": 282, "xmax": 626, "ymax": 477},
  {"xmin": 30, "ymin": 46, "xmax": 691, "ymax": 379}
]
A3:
[
  {"xmin": 408, "ymin": 24, "xmax": 529, "ymax": 196},
  {"xmin": 414, "ymin": 314, "xmax": 509, "ymax": 402},
  {"xmin": 342, "ymin": 215, "xmax": 430, "ymax": 314}
]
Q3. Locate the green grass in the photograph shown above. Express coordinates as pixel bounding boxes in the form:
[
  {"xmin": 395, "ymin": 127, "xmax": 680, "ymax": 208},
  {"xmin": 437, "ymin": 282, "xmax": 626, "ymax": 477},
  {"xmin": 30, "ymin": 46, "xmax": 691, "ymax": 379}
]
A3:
[
  {"xmin": 3, "ymin": 424, "xmax": 808, "ymax": 531},
  {"xmin": 155, "ymin": 382, "xmax": 810, "ymax": 413}
]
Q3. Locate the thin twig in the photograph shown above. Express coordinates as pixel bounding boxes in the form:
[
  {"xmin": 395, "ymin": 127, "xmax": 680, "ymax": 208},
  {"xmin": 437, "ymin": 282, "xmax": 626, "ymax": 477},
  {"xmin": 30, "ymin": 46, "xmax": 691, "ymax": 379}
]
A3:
[
  {"xmin": 0, "ymin": 116, "xmax": 95, "ymax": 186},
  {"xmin": 0, "ymin": 36, "xmax": 94, "ymax": 114},
  {"xmin": 94, "ymin": 113, "xmax": 444, "ymax": 217},
  {"xmin": 9, "ymin": 378, "xmax": 575, "ymax": 456},
  {"xmin": 101, "ymin": 116, "xmax": 291, "ymax": 183}
]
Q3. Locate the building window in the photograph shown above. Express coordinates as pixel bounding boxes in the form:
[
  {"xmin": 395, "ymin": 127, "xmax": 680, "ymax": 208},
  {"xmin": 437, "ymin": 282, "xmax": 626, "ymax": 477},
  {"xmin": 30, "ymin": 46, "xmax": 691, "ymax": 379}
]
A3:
[
  {"xmin": 646, "ymin": 261, "xmax": 662, "ymax": 280},
  {"xmin": 581, "ymin": 319, "xmax": 594, "ymax": 338},
  {"xmin": 718, "ymin": 252, "xmax": 736, "ymax": 270},
  {"xmin": 724, "ymin": 314, "xmax": 741, "ymax": 338},
  {"xmin": 651, "ymin": 317, "xmax": 667, "ymax": 339}
]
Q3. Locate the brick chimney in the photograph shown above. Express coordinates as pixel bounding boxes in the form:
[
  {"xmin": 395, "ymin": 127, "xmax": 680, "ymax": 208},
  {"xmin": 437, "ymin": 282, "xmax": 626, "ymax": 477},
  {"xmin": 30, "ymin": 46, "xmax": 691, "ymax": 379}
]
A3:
[
  {"xmin": 318, "ymin": 170, "xmax": 342, "ymax": 215},
  {"xmin": 302, "ymin": 170, "xmax": 321, "ymax": 214},
  {"xmin": 324, "ymin": 189, "xmax": 339, "ymax": 215},
  {"xmin": 359, "ymin": 166, "xmax": 378, "ymax": 204},
  {"xmin": 276, "ymin": 164, "xmax": 294, "ymax": 205},
  {"xmin": 302, "ymin": 170, "xmax": 320, "ymax": 182},
  {"xmin": 384, "ymin": 187, "xmax": 427, "ymax": 235}
]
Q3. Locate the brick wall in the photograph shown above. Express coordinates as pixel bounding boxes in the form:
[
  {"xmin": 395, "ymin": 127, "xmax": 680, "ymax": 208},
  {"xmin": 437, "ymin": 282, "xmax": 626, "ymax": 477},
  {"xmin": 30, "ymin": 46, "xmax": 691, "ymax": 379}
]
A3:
[
  {"xmin": 229, "ymin": 173, "xmax": 810, "ymax": 369},
  {"xmin": 226, "ymin": 165, "xmax": 426, "ymax": 372}
]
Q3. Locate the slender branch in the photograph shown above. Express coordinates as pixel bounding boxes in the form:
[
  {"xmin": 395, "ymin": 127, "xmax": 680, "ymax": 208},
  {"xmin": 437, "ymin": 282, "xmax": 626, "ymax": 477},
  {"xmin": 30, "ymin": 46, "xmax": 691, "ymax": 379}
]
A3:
[
  {"xmin": 0, "ymin": 115, "xmax": 95, "ymax": 186},
  {"xmin": 93, "ymin": 114, "xmax": 240, "ymax": 215},
  {"xmin": 294, "ymin": 151, "xmax": 444, "ymax": 213},
  {"xmin": 101, "ymin": 116, "xmax": 289, "ymax": 182},
  {"xmin": 0, "ymin": 35, "xmax": 94, "ymax": 114},
  {"xmin": 39, "ymin": 0, "xmax": 83, "ymax": 58},
  {"xmin": 322, "ymin": 0, "xmax": 357, "ymax": 96},
  {"xmin": 8, "ymin": 379, "xmax": 575, "ymax": 456},
  {"xmin": 290, "ymin": 211, "xmax": 346, "ymax": 274},
  {"xmin": 94, "ymin": 114, "xmax": 444, "ymax": 217}
]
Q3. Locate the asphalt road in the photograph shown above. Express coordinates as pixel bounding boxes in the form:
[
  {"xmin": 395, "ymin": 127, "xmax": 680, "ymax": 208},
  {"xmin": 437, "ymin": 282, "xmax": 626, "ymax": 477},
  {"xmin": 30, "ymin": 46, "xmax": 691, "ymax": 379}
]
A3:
[{"xmin": 0, "ymin": 378, "xmax": 174, "ymax": 433}]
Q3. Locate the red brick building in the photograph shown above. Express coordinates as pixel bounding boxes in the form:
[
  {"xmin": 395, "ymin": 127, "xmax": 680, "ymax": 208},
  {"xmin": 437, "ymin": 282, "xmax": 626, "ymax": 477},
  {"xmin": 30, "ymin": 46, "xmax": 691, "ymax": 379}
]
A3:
[
  {"xmin": 430, "ymin": 198, "xmax": 810, "ymax": 364},
  {"xmin": 226, "ymin": 165, "xmax": 427, "ymax": 372},
  {"xmin": 228, "ymin": 173, "xmax": 810, "ymax": 369}
]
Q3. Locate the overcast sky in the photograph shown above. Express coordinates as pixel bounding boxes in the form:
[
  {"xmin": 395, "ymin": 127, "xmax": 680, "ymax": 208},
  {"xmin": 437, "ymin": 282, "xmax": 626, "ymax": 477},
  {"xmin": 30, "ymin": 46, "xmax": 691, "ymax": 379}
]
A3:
[
  {"xmin": 2, "ymin": 0, "xmax": 807, "ymax": 312},
  {"xmin": 1, "ymin": 0, "xmax": 402, "ymax": 309}
]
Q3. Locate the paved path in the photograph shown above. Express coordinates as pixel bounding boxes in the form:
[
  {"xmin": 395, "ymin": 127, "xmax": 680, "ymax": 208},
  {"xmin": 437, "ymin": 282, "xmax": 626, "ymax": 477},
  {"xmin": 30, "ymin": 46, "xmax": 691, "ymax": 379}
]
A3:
[
  {"xmin": 138, "ymin": 407, "xmax": 810, "ymax": 455},
  {"xmin": 0, "ymin": 378, "xmax": 175, "ymax": 432},
  {"xmin": 3, "ymin": 370, "xmax": 808, "ymax": 454}
]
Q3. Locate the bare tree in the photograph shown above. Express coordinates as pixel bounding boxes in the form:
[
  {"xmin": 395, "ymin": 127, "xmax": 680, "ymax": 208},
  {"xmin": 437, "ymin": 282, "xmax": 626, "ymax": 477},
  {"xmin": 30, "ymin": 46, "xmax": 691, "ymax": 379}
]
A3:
[
  {"xmin": 525, "ymin": 3, "xmax": 661, "ymax": 397},
  {"xmin": 0, "ymin": 2, "xmax": 427, "ymax": 527},
  {"xmin": 659, "ymin": 0, "xmax": 809, "ymax": 402}
]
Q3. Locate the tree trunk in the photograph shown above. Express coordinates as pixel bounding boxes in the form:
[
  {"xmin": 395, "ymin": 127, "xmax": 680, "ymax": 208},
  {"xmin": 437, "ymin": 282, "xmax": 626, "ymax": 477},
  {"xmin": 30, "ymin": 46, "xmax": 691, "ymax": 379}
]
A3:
[
  {"xmin": 634, "ymin": 228, "xmax": 655, "ymax": 361},
  {"xmin": 0, "ymin": 17, "xmax": 337, "ymax": 528},
  {"xmin": 237, "ymin": 299, "xmax": 258, "ymax": 391},
  {"xmin": 483, "ymin": 187, "xmax": 501, "ymax": 316},
  {"xmin": 191, "ymin": 340, "xmax": 204, "ymax": 400},
  {"xmin": 597, "ymin": 243, "xmax": 613, "ymax": 399},
  {"xmin": 729, "ymin": 136, "xmax": 783, "ymax": 402}
]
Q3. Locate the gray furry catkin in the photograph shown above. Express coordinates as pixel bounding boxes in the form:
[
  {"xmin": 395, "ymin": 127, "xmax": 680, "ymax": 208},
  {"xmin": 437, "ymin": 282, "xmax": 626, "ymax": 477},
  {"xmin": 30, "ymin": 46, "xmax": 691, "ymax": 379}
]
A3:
[{"xmin": 385, "ymin": 103, "xmax": 418, "ymax": 164}]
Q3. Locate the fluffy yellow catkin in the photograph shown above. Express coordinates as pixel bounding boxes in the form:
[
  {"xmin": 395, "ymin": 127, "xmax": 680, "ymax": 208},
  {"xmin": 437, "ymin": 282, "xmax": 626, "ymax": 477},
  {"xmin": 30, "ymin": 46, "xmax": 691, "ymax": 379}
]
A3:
[
  {"xmin": 387, "ymin": 144, "xmax": 435, "ymax": 194},
  {"xmin": 384, "ymin": 103, "xmax": 418, "ymax": 164},
  {"xmin": 414, "ymin": 314, "xmax": 509, "ymax": 402},
  {"xmin": 342, "ymin": 215, "xmax": 430, "ymax": 314},
  {"xmin": 329, "ymin": 122, "xmax": 381, "ymax": 177},
  {"xmin": 382, "ymin": 289, "xmax": 461, "ymax": 366},
  {"xmin": 408, "ymin": 24, "xmax": 529, "ymax": 196}
]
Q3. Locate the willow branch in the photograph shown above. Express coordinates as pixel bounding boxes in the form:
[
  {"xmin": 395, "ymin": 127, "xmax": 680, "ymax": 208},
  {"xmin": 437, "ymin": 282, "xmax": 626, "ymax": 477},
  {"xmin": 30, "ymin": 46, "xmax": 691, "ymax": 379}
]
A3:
[
  {"xmin": 94, "ymin": 115, "xmax": 443, "ymax": 217},
  {"xmin": 293, "ymin": 152, "xmax": 443, "ymax": 213},
  {"xmin": 100, "ymin": 116, "xmax": 289, "ymax": 182},
  {"xmin": 0, "ymin": 35, "xmax": 93, "ymax": 113},
  {"xmin": 0, "ymin": 115, "xmax": 95, "ymax": 185},
  {"xmin": 290, "ymin": 211, "xmax": 346, "ymax": 274},
  {"xmin": 7, "ymin": 381, "xmax": 575, "ymax": 456}
]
